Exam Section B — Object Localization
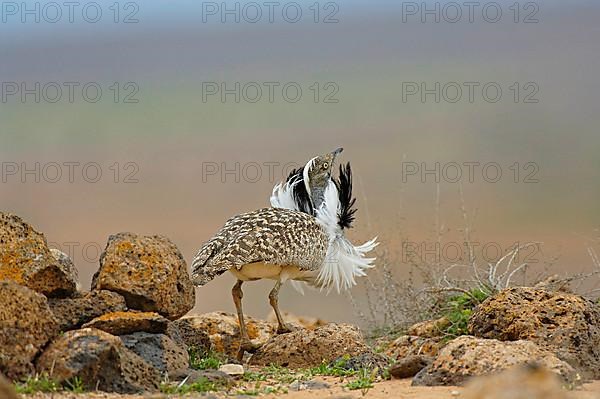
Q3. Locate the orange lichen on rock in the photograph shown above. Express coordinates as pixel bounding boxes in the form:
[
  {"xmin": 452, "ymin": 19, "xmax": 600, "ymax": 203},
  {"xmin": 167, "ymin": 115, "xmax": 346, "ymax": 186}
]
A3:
[
  {"xmin": 0, "ymin": 213, "xmax": 77, "ymax": 297},
  {"xmin": 172, "ymin": 312, "xmax": 274, "ymax": 360},
  {"xmin": 82, "ymin": 311, "xmax": 169, "ymax": 335},
  {"xmin": 94, "ymin": 311, "xmax": 156, "ymax": 321},
  {"xmin": 0, "ymin": 260, "xmax": 25, "ymax": 283},
  {"xmin": 91, "ymin": 232, "xmax": 194, "ymax": 320}
]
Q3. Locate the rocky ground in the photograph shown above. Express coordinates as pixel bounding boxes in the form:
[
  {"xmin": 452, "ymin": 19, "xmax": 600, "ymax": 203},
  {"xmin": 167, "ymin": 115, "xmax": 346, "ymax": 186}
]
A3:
[
  {"xmin": 2, "ymin": 211, "xmax": 600, "ymax": 398},
  {"xmin": 13, "ymin": 379, "xmax": 600, "ymax": 399}
]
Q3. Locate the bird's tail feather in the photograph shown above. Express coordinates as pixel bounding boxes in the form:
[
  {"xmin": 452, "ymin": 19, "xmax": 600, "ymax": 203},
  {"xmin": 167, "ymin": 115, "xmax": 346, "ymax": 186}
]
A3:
[
  {"xmin": 190, "ymin": 239, "xmax": 222, "ymax": 286},
  {"xmin": 315, "ymin": 235, "xmax": 378, "ymax": 294}
]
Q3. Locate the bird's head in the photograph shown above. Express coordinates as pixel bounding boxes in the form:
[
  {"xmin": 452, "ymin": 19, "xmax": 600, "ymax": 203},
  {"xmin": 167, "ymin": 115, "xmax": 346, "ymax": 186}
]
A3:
[{"xmin": 303, "ymin": 147, "xmax": 343, "ymax": 209}]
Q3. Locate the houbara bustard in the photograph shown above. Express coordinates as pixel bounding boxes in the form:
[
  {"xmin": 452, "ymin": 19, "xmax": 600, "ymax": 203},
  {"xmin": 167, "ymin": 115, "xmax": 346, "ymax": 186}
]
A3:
[
  {"xmin": 191, "ymin": 148, "xmax": 378, "ymax": 359},
  {"xmin": 270, "ymin": 148, "xmax": 379, "ymax": 294}
]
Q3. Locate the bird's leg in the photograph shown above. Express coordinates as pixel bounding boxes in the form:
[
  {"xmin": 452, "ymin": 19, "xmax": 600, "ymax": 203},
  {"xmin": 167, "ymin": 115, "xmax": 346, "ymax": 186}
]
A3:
[
  {"xmin": 232, "ymin": 280, "xmax": 260, "ymax": 360},
  {"xmin": 269, "ymin": 280, "xmax": 291, "ymax": 334}
]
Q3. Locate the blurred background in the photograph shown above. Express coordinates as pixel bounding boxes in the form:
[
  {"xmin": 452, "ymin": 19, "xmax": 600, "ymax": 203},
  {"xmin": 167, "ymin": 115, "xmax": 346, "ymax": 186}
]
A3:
[{"xmin": 1, "ymin": 0, "xmax": 599, "ymax": 326}]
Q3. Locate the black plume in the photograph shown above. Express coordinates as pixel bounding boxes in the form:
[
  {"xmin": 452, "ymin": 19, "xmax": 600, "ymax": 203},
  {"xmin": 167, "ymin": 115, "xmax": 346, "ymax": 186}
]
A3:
[
  {"xmin": 335, "ymin": 162, "xmax": 357, "ymax": 229},
  {"xmin": 286, "ymin": 167, "xmax": 314, "ymax": 215}
]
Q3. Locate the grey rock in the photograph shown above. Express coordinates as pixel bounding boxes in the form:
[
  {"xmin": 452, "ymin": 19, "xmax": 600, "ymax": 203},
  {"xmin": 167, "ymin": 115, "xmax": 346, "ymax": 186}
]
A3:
[
  {"xmin": 48, "ymin": 290, "xmax": 127, "ymax": 332},
  {"xmin": 37, "ymin": 328, "xmax": 159, "ymax": 393},
  {"xmin": 390, "ymin": 355, "xmax": 432, "ymax": 379},
  {"xmin": 120, "ymin": 332, "xmax": 189, "ymax": 378},
  {"xmin": 331, "ymin": 352, "xmax": 390, "ymax": 376}
]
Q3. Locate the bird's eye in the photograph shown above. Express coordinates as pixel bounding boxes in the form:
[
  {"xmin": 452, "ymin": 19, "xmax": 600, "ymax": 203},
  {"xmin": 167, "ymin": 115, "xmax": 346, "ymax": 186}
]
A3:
[{"xmin": 322, "ymin": 162, "xmax": 329, "ymax": 169}]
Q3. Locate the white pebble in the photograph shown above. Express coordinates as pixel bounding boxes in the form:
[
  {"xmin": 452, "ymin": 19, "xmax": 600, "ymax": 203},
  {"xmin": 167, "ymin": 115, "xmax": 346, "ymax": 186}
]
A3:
[{"xmin": 218, "ymin": 363, "xmax": 245, "ymax": 376}]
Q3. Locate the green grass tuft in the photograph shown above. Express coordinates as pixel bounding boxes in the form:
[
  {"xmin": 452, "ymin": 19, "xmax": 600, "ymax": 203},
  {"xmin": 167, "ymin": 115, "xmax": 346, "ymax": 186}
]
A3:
[
  {"xmin": 345, "ymin": 368, "xmax": 375, "ymax": 395},
  {"xmin": 308, "ymin": 355, "xmax": 357, "ymax": 378},
  {"xmin": 14, "ymin": 374, "xmax": 60, "ymax": 394},
  {"xmin": 64, "ymin": 376, "xmax": 85, "ymax": 393},
  {"xmin": 442, "ymin": 288, "xmax": 489, "ymax": 339},
  {"xmin": 188, "ymin": 346, "xmax": 225, "ymax": 370}
]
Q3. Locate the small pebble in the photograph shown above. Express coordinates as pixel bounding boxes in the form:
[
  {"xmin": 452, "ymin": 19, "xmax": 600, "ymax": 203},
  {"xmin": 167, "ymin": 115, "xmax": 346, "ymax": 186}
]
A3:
[
  {"xmin": 218, "ymin": 363, "xmax": 245, "ymax": 376},
  {"xmin": 289, "ymin": 379, "xmax": 330, "ymax": 391}
]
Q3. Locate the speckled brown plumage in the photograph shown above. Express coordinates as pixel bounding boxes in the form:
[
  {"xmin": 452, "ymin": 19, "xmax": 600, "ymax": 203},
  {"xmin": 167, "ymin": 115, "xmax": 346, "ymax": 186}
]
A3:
[{"xmin": 191, "ymin": 208, "xmax": 329, "ymax": 286}]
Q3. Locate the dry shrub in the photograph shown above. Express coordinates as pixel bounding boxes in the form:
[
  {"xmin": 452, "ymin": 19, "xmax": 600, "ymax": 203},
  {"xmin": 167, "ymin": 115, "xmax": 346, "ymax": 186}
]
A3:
[{"xmin": 352, "ymin": 184, "xmax": 600, "ymax": 337}]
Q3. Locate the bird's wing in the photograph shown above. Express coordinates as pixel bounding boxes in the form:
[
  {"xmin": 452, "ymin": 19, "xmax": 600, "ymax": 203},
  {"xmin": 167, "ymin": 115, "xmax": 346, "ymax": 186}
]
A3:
[{"xmin": 191, "ymin": 208, "xmax": 329, "ymax": 286}]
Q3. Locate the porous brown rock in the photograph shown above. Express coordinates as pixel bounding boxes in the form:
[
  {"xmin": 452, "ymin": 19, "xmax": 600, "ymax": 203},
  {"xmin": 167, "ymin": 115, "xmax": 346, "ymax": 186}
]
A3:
[
  {"xmin": 37, "ymin": 328, "xmax": 159, "ymax": 393},
  {"xmin": 175, "ymin": 312, "xmax": 274, "ymax": 359},
  {"xmin": 0, "ymin": 373, "xmax": 18, "ymax": 399},
  {"xmin": 468, "ymin": 287, "xmax": 600, "ymax": 378},
  {"xmin": 48, "ymin": 290, "xmax": 127, "ymax": 332},
  {"xmin": 385, "ymin": 335, "xmax": 444, "ymax": 360},
  {"xmin": 463, "ymin": 363, "xmax": 569, "ymax": 399},
  {"xmin": 0, "ymin": 212, "xmax": 77, "ymax": 297},
  {"xmin": 167, "ymin": 318, "xmax": 210, "ymax": 353},
  {"xmin": 91, "ymin": 232, "xmax": 195, "ymax": 320},
  {"xmin": 249, "ymin": 323, "xmax": 371, "ymax": 368},
  {"xmin": 0, "ymin": 280, "xmax": 59, "ymax": 380},
  {"xmin": 412, "ymin": 336, "xmax": 576, "ymax": 386},
  {"xmin": 120, "ymin": 332, "xmax": 189, "ymax": 378},
  {"xmin": 82, "ymin": 311, "xmax": 169, "ymax": 335}
]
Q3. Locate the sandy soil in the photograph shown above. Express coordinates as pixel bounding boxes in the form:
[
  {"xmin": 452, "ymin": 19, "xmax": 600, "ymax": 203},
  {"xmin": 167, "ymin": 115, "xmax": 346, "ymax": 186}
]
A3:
[{"xmin": 23, "ymin": 378, "xmax": 600, "ymax": 399}]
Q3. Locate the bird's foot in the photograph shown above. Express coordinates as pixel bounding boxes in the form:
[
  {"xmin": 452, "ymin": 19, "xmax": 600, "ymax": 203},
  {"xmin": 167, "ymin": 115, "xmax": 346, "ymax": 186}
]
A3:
[
  {"xmin": 276, "ymin": 324, "xmax": 292, "ymax": 334},
  {"xmin": 236, "ymin": 339, "xmax": 261, "ymax": 361}
]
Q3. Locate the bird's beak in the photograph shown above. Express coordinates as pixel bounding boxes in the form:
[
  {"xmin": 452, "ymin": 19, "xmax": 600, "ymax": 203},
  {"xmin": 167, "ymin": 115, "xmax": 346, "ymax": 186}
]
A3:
[
  {"xmin": 331, "ymin": 147, "xmax": 343, "ymax": 165},
  {"xmin": 327, "ymin": 147, "xmax": 343, "ymax": 176},
  {"xmin": 332, "ymin": 147, "xmax": 343, "ymax": 157}
]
